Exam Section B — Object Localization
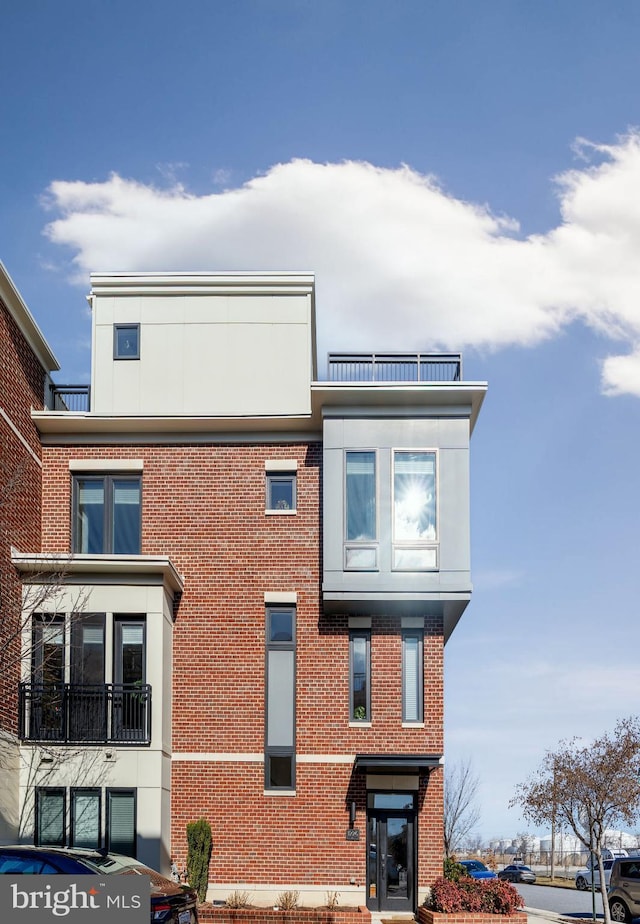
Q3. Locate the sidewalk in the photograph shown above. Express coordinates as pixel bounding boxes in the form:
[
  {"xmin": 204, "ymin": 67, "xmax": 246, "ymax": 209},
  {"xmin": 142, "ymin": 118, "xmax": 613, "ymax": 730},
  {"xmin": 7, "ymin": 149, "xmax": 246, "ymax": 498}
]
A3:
[{"xmin": 524, "ymin": 906, "xmax": 600, "ymax": 923}]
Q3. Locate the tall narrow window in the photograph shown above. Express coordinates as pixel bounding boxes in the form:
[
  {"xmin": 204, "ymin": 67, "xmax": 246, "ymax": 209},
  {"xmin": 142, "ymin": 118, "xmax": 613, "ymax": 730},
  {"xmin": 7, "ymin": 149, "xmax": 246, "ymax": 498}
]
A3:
[
  {"xmin": 70, "ymin": 614, "xmax": 106, "ymax": 741},
  {"xmin": 107, "ymin": 789, "xmax": 136, "ymax": 856},
  {"xmin": 113, "ymin": 618, "xmax": 146, "ymax": 741},
  {"xmin": 345, "ymin": 451, "xmax": 377, "ymax": 569},
  {"xmin": 35, "ymin": 788, "xmax": 66, "ymax": 846},
  {"xmin": 402, "ymin": 631, "xmax": 423, "ymax": 723},
  {"xmin": 71, "ymin": 789, "xmax": 101, "ymax": 849},
  {"xmin": 73, "ymin": 475, "xmax": 141, "ymax": 554},
  {"xmin": 393, "ymin": 451, "xmax": 437, "ymax": 570},
  {"xmin": 350, "ymin": 630, "xmax": 371, "ymax": 722},
  {"xmin": 31, "ymin": 616, "xmax": 65, "ymax": 741},
  {"xmin": 265, "ymin": 606, "xmax": 296, "ymax": 790}
]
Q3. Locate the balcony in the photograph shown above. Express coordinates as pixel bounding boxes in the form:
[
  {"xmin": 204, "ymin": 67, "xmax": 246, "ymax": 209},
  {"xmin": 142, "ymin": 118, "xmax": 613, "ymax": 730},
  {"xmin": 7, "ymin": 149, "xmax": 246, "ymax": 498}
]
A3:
[
  {"xmin": 19, "ymin": 683, "xmax": 151, "ymax": 745},
  {"xmin": 327, "ymin": 352, "xmax": 462, "ymax": 383},
  {"xmin": 48, "ymin": 383, "xmax": 90, "ymax": 412}
]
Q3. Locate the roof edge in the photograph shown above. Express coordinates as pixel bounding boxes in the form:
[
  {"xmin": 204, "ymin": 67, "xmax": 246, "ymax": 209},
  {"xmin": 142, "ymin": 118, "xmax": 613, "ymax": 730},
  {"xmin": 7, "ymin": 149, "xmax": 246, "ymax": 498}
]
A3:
[{"xmin": 0, "ymin": 261, "xmax": 59, "ymax": 372}]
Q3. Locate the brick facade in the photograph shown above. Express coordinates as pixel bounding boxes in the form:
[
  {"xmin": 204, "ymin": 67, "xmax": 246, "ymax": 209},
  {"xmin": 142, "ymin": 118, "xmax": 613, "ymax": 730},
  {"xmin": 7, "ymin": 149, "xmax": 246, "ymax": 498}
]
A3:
[
  {"xmin": 8, "ymin": 273, "xmax": 484, "ymax": 914},
  {"xmin": 39, "ymin": 439, "xmax": 445, "ymax": 896},
  {"xmin": 0, "ymin": 295, "xmax": 45, "ymax": 735}
]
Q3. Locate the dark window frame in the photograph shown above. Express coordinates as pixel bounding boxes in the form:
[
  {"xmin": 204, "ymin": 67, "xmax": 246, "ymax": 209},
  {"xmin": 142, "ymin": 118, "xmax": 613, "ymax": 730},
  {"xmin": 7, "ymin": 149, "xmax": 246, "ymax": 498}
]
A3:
[
  {"xmin": 401, "ymin": 630, "xmax": 424, "ymax": 723},
  {"xmin": 113, "ymin": 324, "xmax": 140, "ymax": 360},
  {"xmin": 349, "ymin": 629, "xmax": 371, "ymax": 722},
  {"xmin": 70, "ymin": 788, "xmax": 101, "ymax": 849},
  {"xmin": 106, "ymin": 788, "xmax": 137, "ymax": 857},
  {"xmin": 265, "ymin": 605, "xmax": 296, "ymax": 791},
  {"xmin": 35, "ymin": 787, "xmax": 66, "ymax": 847},
  {"xmin": 72, "ymin": 473, "xmax": 142, "ymax": 554},
  {"xmin": 113, "ymin": 616, "xmax": 147, "ymax": 685}
]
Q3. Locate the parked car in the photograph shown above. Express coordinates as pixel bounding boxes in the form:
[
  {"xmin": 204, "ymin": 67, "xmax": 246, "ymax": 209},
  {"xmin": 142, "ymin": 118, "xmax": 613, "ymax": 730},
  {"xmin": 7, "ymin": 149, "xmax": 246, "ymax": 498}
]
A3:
[
  {"xmin": 498, "ymin": 864, "xmax": 536, "ymax": 884},
  {"xmin": 459, "ymin": 859, "xmax": 497, "ymax": 880},
  {"xmin": 576, "ymin": 858, "xmax": 614, "ymax": 890},
  {"xmin": 607, "ymin": 857, "xmax": 640, "ymax": 922},
  {"xmin": 0, "ymin": 846, "xmax": 198, "ymax": 923}
]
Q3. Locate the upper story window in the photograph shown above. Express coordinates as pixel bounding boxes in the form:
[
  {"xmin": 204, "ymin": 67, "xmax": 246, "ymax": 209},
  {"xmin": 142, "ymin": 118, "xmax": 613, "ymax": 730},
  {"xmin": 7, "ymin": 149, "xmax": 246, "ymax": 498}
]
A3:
[
  {"xmin": 73, "ymin": 475, "xmax": 141, "ymax": 555},
  {"xmin": 265, "ymin": 460, "xmax": 297, "ymax": 514},
  {"xmin": 113, "ymin": 324, "xmax": 140, "ymax": 360},
  {"xmin": 266, "ymin": 474, "xmax": 296, "ymax": 512},
  {"xmin": 393, "ymin": 450, "xmax": 437, "ymax": 570},
  {"xmin": 265, "ymin": 604, "xmax": 296, "ymax": 791},
  {"xmin": 402, "ymin": 629, "xmax": 424, "ymax": 723},
  {"xmin": 349, "ymin": 629, "xmax": 371, "ymax": 722},
  {"xmin": 345, "ymin": 451, "xmax": 377, "ymax": 569}
]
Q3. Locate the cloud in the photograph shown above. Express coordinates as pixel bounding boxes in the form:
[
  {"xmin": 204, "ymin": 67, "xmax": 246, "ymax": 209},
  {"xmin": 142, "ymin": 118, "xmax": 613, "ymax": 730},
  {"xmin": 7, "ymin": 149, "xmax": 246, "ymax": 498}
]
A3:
[{"xmin": 43, "ymin": 133, "xmax": 640, "ymax": 393}]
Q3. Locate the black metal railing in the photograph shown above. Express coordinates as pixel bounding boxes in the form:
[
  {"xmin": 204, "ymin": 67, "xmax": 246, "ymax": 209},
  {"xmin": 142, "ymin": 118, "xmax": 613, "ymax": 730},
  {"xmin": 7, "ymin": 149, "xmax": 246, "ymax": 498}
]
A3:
[
  {"xmin": 327, "ymin": 352, "xmax": 462, "ymax": 383},
  {"xmin": 19, "ymin": 683, "xmax": 151, "ymax": 745},
  {"xmin": 48, "ymin": 384, "xmax": 91, "ymax": 412}
]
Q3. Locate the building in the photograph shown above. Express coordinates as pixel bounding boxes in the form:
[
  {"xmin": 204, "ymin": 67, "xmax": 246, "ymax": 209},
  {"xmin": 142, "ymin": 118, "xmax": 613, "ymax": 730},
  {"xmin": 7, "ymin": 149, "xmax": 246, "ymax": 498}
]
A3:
[
  {"xmin": 4, "ymin": 270, "xmax": 486, "ymax": 915},
  {"xmin": 0, "ymin": 262, "xmax": 59, "ymax": 843}
]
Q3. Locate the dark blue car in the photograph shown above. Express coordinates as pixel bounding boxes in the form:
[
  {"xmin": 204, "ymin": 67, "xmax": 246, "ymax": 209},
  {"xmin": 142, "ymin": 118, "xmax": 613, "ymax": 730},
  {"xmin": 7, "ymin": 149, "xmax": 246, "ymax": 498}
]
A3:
[
  {"xmin": 0, "ymin": 846, "xmax": 198, "ymax": 923},
  {"xmin": 459, "ymin": 859, "xmax": 497, "ymax": 880}
]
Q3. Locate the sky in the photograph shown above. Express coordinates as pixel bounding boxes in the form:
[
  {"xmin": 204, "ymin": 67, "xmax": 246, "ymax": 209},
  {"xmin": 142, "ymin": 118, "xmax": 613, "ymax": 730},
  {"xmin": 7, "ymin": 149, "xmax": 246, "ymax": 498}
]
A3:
[{"xmin": 3, "ymin": 0, "xmax": 640, "ymax": 843}]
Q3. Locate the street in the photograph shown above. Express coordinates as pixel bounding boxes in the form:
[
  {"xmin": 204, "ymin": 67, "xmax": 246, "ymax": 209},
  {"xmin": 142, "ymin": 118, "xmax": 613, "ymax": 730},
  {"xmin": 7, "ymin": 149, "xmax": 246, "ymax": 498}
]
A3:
[{"xmin": 517, "ymin": 883, "xmax": 605, "ymax": 919}]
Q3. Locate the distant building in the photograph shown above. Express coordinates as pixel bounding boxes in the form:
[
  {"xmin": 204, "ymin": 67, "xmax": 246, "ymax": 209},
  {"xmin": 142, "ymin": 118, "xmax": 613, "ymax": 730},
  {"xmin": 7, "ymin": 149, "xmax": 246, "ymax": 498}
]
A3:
[{"xmin": 3, "ymin": 270, "xmax": 486, "ymax": 914}]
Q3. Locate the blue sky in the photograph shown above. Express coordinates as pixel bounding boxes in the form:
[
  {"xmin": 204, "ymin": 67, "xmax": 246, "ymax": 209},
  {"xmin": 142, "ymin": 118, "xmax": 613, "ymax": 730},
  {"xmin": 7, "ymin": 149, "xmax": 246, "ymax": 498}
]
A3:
[{"xmin": 3, "ymin": 0, "xmax": 640, "ymax": 841}]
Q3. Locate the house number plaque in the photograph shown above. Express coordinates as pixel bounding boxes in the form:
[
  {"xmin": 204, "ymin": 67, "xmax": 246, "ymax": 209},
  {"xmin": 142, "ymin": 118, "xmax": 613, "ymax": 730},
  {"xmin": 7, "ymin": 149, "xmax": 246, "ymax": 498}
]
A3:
[{"xmin": 346, "ymin": 828, "xmax": 360, "ymax": 840}]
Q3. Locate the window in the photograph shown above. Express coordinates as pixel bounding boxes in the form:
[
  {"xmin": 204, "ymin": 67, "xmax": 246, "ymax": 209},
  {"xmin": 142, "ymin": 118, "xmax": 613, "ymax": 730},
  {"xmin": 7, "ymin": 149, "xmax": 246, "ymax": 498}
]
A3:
[
  {"xmin": 69, "ymin": 614, "xmax": 106, "ymax": 741},
  {"xmin": 30, "ymin": 616, "xmax": 65, "ymax": 740},
  {"xmin": 73, "ymin": 474, "xmax": 141, "ymax": 554},
  {"xmin": 107, "ymin": 789, "xmax": 136, "ymax": 856},
  {"xmin": 265, "ymin": 605, "xmax": 296, "ymax": 790},
  {"xmin": 345, "ymin": 451, "xmax": 377, "ymax": 569},
  {"xmin": 34, "ymin": 787, "xmax": 136, "ymax": 856},
  {"xmin": 402, "ymin": 630, "xmax": 423, "ymax": 723},
  {"xmin": 113, "ymin": 617, "xmax": 146, "ymax": 740},
  {"xmin": 35, "ymin": 788, "xmax": 66, "ymax": 846},
  {"xmin": 71, "ymin": 789, "xmax": 101, "ymax": 848},
  {"xmin": 350, "ymin": 630, "xmax": 371, "ymax": 722},
  {"xmin": 114, "ymin": 324, "xmax": 140, "ymax": 359},
  {"xmin": 393, "ymin": 450, "xmax": 437, "ymax": 570},
  {"xmin": 265, "ymin": 460, "xmax": 297, "ymax": 513},
  {"xmin": 266, "ymin": 473, "xmax": 296, "ymax": 511},
  {"xmin": 22, "ymin": 613, "xmax": 150, "ymax": 745}
]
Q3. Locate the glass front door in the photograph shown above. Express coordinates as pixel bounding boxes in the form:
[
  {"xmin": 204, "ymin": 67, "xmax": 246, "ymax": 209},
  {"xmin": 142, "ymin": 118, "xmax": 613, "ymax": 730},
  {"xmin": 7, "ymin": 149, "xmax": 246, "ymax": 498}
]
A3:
[{"xmin": 367, "ymin": 792, "xmax": 416, "ymax": 912}]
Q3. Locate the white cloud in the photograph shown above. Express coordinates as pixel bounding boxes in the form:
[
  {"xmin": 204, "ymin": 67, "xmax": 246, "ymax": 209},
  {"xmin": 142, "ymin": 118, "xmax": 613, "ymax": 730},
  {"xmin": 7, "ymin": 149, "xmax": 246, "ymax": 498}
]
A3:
[{"xmin": 43, "ymin": 133, "xmax": 640, "ymax": 393}]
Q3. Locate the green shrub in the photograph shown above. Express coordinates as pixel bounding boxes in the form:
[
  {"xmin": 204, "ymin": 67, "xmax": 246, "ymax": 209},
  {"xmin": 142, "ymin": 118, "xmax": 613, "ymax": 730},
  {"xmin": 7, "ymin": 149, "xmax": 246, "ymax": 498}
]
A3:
[
  {"xmin": 186, "ymin": 817, "xmax": 212, "ymax": 903},
  {"xmin": 443, "ymin": 856, "xmax": 466, "ymax": 881}
]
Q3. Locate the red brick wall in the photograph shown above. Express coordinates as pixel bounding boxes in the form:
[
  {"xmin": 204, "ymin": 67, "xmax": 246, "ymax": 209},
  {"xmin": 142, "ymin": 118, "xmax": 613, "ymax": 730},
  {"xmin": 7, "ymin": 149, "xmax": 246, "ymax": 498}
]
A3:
[
  {"xmin": 0, "ymin": 297, "xmax": 45, "ymax": 735},
  {"xmin": 40, "ymin": 440, "xmax": 444, "ymax": 891}
]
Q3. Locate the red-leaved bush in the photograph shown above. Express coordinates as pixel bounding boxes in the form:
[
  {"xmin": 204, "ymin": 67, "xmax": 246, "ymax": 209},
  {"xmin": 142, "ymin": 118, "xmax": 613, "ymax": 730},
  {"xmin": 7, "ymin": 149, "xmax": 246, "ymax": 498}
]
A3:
[{"xmin": 429, "ymin": 877, "xmax": 523, "ymax": 915}]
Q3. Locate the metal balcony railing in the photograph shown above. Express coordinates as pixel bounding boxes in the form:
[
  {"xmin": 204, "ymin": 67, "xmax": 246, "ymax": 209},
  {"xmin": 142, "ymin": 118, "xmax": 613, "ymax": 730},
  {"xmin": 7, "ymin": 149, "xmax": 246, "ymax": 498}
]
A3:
[
  {"xmin": 18, "ymin": 683, "xmax": 151, "ymax": 745},
  {"xmin": 48, "ymin": 384, "xmax": 91, "ymax": 412},
  {"xmin": 327, "ymin": 352, "xmax": 462, "ymax": 383}
]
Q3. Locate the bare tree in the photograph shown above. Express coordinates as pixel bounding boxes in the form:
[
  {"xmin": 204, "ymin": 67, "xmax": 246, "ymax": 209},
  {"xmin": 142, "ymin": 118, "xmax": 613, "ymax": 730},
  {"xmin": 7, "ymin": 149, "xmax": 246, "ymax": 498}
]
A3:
[
  {"xmin": 512, "ymin": 718, "xmax": 640, "ymax": 924},
  {"xmin": 444, "ymin": 758, "xmax": 481, "ymax": 858}
]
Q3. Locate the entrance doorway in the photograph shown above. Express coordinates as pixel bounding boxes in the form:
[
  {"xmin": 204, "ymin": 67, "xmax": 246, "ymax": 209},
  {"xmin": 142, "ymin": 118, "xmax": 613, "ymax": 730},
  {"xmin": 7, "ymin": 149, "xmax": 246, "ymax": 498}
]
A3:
[{"xmin": 366, "ymin": 792, "xmax": 416, "ymax": 912}]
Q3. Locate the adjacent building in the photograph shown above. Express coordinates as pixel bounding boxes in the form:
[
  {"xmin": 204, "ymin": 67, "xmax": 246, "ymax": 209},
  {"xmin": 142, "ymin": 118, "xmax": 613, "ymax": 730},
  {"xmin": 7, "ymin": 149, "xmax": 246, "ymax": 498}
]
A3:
[
  {"xmin": 2, "ymin": 269, "xmax": 486, "ymax": 914},
  {"xmin": 0, "ymin": 262, "xmax": 59, "ymax": 844}
]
